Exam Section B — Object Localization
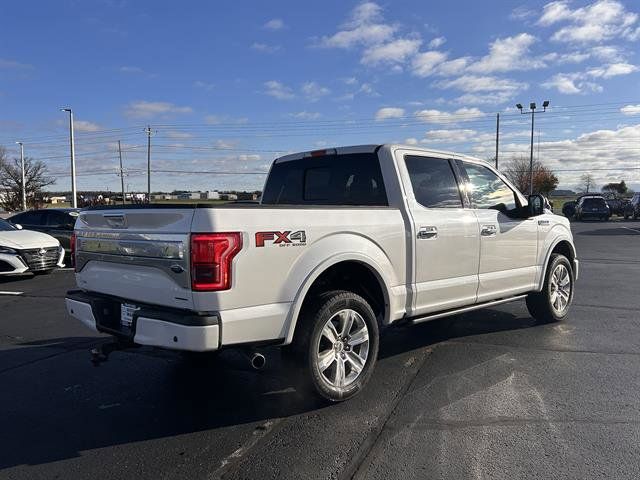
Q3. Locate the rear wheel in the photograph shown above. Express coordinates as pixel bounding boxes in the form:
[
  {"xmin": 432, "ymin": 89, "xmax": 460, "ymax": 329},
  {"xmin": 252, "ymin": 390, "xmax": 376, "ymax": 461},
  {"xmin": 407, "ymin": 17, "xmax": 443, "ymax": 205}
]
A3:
[
  {"xmin": 293, "ymin": 290, "xmax": 379, "ymax": 402},
  {"xmin": 526, "ymin": 254, "xmax": 574, "ymax": 323}
]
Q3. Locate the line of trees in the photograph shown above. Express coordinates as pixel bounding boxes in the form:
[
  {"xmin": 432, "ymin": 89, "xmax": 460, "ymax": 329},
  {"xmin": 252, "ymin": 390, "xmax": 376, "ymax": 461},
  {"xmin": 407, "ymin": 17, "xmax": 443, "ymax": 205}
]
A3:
[{"xmin": 0, "ymin": 146, "xmax": 55, "ymax": 211}]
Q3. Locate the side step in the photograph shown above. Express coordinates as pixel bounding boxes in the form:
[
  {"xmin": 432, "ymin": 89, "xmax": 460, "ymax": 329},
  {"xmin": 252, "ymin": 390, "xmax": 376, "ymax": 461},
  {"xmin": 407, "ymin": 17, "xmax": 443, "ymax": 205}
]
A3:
[{"xmin": 410, "ymin": 294, "xmax": 528, "ymax": 325}]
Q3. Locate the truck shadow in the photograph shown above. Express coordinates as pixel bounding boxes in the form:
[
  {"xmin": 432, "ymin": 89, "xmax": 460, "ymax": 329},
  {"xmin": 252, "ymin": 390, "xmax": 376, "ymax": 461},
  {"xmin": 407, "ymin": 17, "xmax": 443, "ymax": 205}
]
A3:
[{"xmin": 0, "ymin": 307, "xmax": 537, "ymax": 470}]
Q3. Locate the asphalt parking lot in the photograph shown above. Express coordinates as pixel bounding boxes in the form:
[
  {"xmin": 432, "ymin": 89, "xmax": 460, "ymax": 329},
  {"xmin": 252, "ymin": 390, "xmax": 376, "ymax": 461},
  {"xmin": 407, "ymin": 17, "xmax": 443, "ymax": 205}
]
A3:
[{"xmin": 1, "ymin": 220, "xmax": 640, "ymax": 480}]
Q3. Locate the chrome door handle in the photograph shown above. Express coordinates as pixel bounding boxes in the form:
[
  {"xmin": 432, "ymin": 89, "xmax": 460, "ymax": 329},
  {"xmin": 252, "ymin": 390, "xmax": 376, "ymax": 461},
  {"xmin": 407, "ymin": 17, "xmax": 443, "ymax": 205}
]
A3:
[
  {"xmin": 417, "ymin": 226, "xmax": 438, "ymax": 239},
  {"xmin": 481, "ymin": 224, "xmax": 497, "ymax": 236}
]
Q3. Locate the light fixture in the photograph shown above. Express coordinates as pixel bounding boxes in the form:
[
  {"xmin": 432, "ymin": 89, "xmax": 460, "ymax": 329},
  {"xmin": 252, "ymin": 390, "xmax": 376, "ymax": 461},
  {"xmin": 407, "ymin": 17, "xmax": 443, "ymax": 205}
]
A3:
[
  {"xmin": 530, "ymin": 102, "xmax": 536, "ymax": 110},
  {"xmin": 516, "ymin": 103, "xmax": 523, "ymax": 110}
]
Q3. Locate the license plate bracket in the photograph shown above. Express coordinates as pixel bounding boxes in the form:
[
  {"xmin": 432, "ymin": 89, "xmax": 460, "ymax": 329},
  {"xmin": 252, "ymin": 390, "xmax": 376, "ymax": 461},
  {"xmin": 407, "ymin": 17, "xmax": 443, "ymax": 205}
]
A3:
[{"xmin": 120, "ymin": 303, "xmax": 139, "ymax": 328}]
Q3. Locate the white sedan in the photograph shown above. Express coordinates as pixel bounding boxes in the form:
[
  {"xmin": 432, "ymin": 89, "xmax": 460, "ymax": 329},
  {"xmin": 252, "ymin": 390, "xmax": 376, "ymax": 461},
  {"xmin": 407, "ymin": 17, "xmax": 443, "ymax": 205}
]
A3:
[{"xmin": 0, "ymin": 218, "xmax": 65, "ymax": 275}]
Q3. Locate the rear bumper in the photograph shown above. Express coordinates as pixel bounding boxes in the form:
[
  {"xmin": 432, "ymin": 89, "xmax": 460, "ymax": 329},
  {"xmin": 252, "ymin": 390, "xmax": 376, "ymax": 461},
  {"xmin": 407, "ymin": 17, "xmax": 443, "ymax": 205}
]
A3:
[{"xmin": 65, "ymin": 290, "xmax": 220, "ymax": 352}]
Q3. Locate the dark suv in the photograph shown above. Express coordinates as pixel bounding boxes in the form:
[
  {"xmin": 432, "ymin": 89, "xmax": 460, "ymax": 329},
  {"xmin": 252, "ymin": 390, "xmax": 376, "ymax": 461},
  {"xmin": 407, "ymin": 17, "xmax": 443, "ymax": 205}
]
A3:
[
  {"xmin": 575, "ymin": 195, "xmax": 610, "ymax": 221},
  {"xmin": 624, "ymin": 193, "xmax": 640, "ymax": 220},
  {"xmin": 9, "ymin": 208, "xmax": 80, "ymax": 257}
]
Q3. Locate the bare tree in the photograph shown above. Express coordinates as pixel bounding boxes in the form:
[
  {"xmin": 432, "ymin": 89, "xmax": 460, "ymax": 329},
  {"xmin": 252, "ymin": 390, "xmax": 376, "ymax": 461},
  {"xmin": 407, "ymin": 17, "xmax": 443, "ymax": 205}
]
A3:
[
  {"xmin": 502, "ymin": 155, "xmax": 558, "ymax": 195},
  {"xmin": 579, "ymin": 173, "xmax": 596, "ymax": 193},
  {"xmin": 0, "ymin": 147, "xmax": 55, "ymax": 211}
]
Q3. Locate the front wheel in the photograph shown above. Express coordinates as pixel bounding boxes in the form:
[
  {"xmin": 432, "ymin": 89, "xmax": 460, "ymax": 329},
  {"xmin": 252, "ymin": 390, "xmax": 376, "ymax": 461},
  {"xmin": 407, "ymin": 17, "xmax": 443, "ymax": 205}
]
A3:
[
  {"xmin": 526, "ymin": 254, "xmax": 574, "ymax": 323},
  {"xmin": 293, "ymin": 290, "xmax": 379, "ymax": 402}
]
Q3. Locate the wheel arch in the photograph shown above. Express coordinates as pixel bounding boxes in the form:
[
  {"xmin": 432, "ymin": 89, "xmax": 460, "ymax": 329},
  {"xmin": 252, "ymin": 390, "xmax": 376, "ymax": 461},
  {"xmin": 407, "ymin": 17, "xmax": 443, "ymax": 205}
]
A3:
[{"xmin": 536, "ymin": 236, "xmax": 577, "ymax": 291}]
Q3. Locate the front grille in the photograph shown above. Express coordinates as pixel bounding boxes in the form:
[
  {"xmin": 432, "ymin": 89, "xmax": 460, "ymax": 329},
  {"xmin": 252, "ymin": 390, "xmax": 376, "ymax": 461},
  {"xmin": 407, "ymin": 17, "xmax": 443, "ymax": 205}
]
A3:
[{"xmin": 20, "ymin": 247, "xmax": 60, "ymax": 272}]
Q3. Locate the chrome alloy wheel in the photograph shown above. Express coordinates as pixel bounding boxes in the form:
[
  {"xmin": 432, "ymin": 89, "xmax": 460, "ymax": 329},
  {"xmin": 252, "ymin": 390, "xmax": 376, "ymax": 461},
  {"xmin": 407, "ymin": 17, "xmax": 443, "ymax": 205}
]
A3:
[
  {"xmin": 549, "ymin": 263, "xmax": 571, "ymax": 315},
  {"xmin": 315, "ymin": 308, "xmax": 370, "ymax": 388}
]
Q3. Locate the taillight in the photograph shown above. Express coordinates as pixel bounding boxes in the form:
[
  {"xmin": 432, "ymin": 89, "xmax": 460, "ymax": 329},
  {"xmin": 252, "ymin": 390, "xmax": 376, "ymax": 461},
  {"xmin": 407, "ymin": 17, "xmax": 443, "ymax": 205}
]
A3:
[
  {"xmin": 70, "ymin": 231, "xmax": 77, "ymax": 271},
  {"xmin": 191, "ymin": 233, "xmax": 242, "ymax": 291}
]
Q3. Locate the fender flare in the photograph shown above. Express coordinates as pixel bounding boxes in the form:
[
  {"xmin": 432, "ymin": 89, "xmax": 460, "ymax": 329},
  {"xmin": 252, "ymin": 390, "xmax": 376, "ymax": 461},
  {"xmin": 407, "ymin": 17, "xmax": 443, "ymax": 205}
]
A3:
[
  {"xmin": 536, "ymin": 236, "xmax": 577, "ymax": 291},
  {"xmin": 282, "ymin": 252, "xmax": 393, "ymax": 345}
]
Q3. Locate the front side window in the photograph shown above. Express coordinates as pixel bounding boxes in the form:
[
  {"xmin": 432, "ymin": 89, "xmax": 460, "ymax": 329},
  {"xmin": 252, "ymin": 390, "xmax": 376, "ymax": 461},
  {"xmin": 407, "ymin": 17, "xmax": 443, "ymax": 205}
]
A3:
[
  {"xmin": 404, "ymin": 156, "xmax": 462, "ymax": 208},
  {"xmin": 462, "ymin": 162, "xmax": 518, "ymax": 212}
]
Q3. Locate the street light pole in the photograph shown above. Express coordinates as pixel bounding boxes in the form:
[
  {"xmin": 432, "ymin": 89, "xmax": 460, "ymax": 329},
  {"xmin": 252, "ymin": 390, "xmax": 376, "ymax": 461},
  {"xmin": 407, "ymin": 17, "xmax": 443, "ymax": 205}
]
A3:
[
  {"xmin": 15, "ymin": 142, "xmax": 26, "ymax": 211},
  {"xmin": 60, "ymin": 108, "xmax": 78, "ymax": 208},
  {"xmin": 516, "ymin": 101, "xmax": 549, "ymax": 195}
]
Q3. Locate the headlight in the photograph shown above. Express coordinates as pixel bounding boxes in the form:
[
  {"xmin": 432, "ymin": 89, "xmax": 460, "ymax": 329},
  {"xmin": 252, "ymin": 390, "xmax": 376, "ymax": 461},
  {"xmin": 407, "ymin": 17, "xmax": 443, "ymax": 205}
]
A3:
[{"xmin": 0, "ymin": 246, "xmax": 17, "ymax": 254}]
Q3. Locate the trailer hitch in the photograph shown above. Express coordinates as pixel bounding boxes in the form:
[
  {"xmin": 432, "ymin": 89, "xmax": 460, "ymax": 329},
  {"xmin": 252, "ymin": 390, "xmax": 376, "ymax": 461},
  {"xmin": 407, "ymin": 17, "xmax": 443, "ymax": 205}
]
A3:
[{"xmin": 90, "ymin": 340, "xmax": 134, "ymax": 366}]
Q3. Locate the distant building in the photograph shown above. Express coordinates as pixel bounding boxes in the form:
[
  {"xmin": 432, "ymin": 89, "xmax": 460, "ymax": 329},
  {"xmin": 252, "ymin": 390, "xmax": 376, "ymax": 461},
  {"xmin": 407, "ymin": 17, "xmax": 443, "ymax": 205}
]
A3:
[
  {"xmin": 237, "ymin": 192, "xmax": 259, "ymax": 201},
  {"xmin": 219, "ymin": 193, "xmax": 238, "ymax": 201},
  {"xmin": 200, "ymin": 191, "xmax": 220, "ymax": 200},
  {"xmin": 48, "ymin": 196, "xmax": 68, "ymax": 204},
  {"xmin": 177, "ymin": 192, "xmax": 201, "ymax": 200}
]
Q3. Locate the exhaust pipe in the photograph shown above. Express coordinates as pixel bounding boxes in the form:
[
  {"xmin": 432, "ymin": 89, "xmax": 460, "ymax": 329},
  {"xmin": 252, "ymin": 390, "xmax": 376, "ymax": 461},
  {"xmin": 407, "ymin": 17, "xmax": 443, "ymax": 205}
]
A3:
[{"xmin": 249, "ymin": 351, "xmax": 266, "ymax": 370}]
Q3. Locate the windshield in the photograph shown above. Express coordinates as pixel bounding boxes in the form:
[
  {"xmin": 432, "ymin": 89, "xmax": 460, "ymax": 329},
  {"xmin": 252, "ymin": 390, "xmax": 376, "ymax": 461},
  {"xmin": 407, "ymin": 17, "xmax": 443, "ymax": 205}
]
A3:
[{"xmin": 0, "ymin": 219, "xmax": 16, "ymax": 231}]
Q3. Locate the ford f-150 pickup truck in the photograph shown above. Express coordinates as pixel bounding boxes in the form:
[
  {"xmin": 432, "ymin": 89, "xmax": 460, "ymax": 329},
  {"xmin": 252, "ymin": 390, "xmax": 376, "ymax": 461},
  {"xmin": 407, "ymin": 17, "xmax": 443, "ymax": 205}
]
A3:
[{"xmin": 66, "ymin": 144, "xmax": 578, "ymax": 401}]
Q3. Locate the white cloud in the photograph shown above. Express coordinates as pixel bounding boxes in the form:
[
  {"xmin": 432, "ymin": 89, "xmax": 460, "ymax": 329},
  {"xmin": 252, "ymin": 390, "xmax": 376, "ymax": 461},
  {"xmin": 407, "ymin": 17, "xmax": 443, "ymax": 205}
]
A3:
[
  {"xmin": 124, "ymin": 101, "xmax": 193, "ymax": 119},
  {"xmin": 414, "ymin": 107, "xmax": 485, "ymax": 124},
  {"xmin": 301, "ymin": 81, "xmax": 330, "ymax": 101},
  {"xmin": 411, "ymin": 50, "xmax": 448, "ymax": 77},
  {"xmin": 251, "ymin": 42, "xmax": 281, "ymax": 54},
  {"xmin": 204, "ymin": 115, "xmax": 248, "ymax": 125},
  {"xmin": 375, "ymin": 107, "xmax": 405, "ymax": 121},
  {"xmin": 587, "ymin": 62, "xmax": 637, "ymax": 78},
  {"xmin": 343, "ymin": 77, "xmax": 358, "ymax": 85},
  {"xmin": 467, "ymin": 33, "xmax": 544, "ymax": 73},
  {"xmin": 436, "ymin": 75, "xmax": 526, "ymax": 94},
  {"xmin": 165, "ymin": 131, "xmax": 194, "ymax": 139},
  {"xmin": 263, "ymin": 18, "xmax": 285, "ymax": 30},
  {"xmin": 620, "ymin": 105, "xmax": 640, "ymax": 115},
  {"xmin": 194, "ymin": 80, "xmax": 215, "ymax": 91},
  {"xmin": 264, "ymin": 80, "xmax": 295, "ymax": 100},
  {"xmin": 541, "ymin": 72, "xmax": 603, "ymax": 94},
  {"xmin": 427, "ymin": 36, "xmax": 446, "ymax": 48},
  {"xmin": 435, "ymin": 57, "xmax": 471, "ymax": 76},
  {"xmin": 290, "ymin": 111, "xmax": 322, "ymax": 120},
  {"xmin": 0, "ymin": 58, "xmax": 33, "ymax": 69},
  {"xmin": 404, "ymin": 137, "xmax": 419, "ymax": 145},
  {"xmin": 361, "ymin": 38, "xmax": 422, "ymax": 66},
  {"xmin": 73, "ymin": 120, "xmax": 102, "ymax": 132},
  {"xmin": 320, "ymin": 2, "xmax": 396, "ymax": 49},
  {"xmin": 424, "ymin": 129, "xmax": 480, "ymax": 143},
  {"xmin": 539, "ymin": 0, "xmax": 639, "ymax": 43}
]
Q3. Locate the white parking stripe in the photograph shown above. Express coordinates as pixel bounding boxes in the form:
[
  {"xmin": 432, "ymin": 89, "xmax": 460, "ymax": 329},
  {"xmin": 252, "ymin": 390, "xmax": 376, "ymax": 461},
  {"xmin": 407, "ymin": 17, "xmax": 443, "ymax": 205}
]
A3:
[
  {"xmin": 622, "ymin": 226, "xmax": 640, "ymax": 234},
  {"xmin": 0, "ymin": 291, "xmax": 23, "ymax": 296}
]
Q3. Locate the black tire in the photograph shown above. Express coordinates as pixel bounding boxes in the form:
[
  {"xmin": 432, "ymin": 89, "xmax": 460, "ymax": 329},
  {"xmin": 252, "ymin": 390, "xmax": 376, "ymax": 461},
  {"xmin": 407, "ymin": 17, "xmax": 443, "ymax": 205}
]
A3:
[
  {"xmin": 292, "ymin": 290, "xmax": 379, "ymax": 402},
  {"xmin": 526, "ymin": 254, "xmax": 574, "ymax": 323}
]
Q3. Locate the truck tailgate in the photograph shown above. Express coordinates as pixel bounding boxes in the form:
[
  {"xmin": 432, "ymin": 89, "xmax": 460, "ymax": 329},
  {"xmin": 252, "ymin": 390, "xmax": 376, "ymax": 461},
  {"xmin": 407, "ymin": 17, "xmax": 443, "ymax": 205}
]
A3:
[{"xmin": 74, "ymin": 208, "xmax": 196, "ymax": 310}]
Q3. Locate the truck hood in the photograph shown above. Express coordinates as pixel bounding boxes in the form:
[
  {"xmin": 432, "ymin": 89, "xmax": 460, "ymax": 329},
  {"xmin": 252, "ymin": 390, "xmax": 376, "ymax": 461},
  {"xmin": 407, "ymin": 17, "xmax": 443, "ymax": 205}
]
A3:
[{"xmin": 0, "ymin": 230, "xmax": 60, "ymax": 249}]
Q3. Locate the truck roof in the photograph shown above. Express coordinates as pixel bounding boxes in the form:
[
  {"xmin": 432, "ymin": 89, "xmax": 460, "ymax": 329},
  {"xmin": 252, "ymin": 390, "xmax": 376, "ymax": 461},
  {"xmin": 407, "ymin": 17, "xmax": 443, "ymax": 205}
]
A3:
[{"xmin": 274, "ymin": 144, "xmax": 489, "ymax": 165}]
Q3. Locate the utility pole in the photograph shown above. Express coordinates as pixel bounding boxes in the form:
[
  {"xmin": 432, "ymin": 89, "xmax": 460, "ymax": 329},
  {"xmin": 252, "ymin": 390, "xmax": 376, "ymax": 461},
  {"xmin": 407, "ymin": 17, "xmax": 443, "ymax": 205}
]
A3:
[
  {"xmin": 60, "ymin": 108, "xmax": 78, "ymax": 208},
  {"xmin": 118, "ymin": 140, "xmax": 126, "ymax": 205},
  {"xmin": 495, "ymin": 113, "xmax": 500, "ymax": 169},
  {"xmin": 145, "ymin": 125, "xmax": 152, "ymax": 202},
  {"xmin": 15, "ymin": 142, "xmax": 26, "ymax": 211},
  {"xmin": 516, "ymin": 101, "xmax": 549, "ymax": 195}
]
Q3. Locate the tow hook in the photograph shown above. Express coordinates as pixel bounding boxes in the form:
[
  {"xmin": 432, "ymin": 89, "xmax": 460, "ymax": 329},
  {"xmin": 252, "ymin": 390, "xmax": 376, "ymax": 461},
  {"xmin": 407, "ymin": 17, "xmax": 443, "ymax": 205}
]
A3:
[{"xmin": 90, "ymin": 341, "xmax": 130, "ymax": 366}]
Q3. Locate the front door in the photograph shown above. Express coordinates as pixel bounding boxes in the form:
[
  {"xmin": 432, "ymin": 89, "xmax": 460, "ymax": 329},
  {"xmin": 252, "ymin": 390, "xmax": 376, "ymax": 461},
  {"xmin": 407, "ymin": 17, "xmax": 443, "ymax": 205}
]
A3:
[
  {"xmin": 400, "ymin": 154, "xmax": 480, "ymax": 316},
  {"xmin": 459, "ymin": 161, "xmax": 538, "ymax": 302}
]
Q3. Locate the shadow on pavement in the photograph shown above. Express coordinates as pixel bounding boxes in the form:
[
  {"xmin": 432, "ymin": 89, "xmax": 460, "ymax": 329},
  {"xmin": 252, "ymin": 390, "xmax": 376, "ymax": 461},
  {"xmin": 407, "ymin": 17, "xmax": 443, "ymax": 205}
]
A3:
[
  {"xmin": 0, "ymin": 307, "xmax": 538, "ymax": 470},
  {"xmin": 577, "ymin": 227, "xmax": 640, "ymax": 236}
]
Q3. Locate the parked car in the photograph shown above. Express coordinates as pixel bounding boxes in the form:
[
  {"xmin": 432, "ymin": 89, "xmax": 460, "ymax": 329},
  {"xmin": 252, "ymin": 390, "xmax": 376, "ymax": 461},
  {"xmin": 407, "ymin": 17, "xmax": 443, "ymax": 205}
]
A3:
[
  {"xmin": 624, "ymin": 193, "xmax": 640, "ymax": 220},
  {"xmin": 604, "ymin": 197, "xmax": 626, "ymax": 216},
  {"xmin": 66, "ymin": 144, "xmax": 578, "ymax": 401},
  {"xmin": 575, "ymin": 195, "xmax": 610, "ymax": 221},
  {"xmin": 9, "ymin": 208, "xmax": 80, "ymax": 258},
  {"xmin": 562, "ymin": 200, "xmax": 576, "ymax": 219},
  {"xmin": 0, "ymin": 219, "xmax": 65, "ymax": 275}
]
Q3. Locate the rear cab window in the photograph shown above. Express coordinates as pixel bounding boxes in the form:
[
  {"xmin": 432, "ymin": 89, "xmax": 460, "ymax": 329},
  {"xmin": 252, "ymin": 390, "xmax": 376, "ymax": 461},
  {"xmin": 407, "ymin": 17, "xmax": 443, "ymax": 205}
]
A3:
[{"xmin": 261, "ymin": 152, "xmax": 388, "ymax": 206}]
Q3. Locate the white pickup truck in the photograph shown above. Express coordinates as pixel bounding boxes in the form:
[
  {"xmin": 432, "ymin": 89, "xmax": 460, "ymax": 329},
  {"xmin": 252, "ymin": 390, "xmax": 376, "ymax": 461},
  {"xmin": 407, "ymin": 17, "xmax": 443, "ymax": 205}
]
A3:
[{"xmin": 66, "ymin": 144, "xmax": 578, "ymax": 401}]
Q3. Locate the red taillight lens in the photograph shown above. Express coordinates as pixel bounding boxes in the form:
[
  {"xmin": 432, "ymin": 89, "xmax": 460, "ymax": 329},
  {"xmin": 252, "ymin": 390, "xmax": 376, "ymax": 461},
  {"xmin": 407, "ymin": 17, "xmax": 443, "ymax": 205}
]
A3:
[
  {"xmin": 191, "ymin": 233, "xmax": 242, "ymax": 291},
  {"xmin": 70, "ymin": 231, "xmax": 77, "ymax": 271}
]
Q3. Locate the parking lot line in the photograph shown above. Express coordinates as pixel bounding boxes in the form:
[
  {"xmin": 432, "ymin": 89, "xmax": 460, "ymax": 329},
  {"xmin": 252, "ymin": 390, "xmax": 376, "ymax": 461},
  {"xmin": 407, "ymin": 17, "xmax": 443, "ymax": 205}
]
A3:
[
  {"xmin": 621, "ymin": 226, "xmax": 640, "ymax": 234},
  {"xmin": 0, "ymin": 291, "xmax": 23, "ymax": 296}
]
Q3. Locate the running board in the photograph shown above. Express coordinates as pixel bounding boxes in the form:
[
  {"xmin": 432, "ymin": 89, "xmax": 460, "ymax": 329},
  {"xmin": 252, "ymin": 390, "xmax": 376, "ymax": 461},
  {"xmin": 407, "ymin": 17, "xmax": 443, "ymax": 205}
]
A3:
[{"xmin": 410, "ymin": 294, "xmax": 528, "ymax": 325}]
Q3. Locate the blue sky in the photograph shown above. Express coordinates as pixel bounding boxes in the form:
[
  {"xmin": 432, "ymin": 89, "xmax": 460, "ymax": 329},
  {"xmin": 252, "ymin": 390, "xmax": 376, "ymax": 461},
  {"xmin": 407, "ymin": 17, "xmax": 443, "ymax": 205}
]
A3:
[{"xmin": 1, "ymin": 0, "xmax": 639, "ymax": 192}]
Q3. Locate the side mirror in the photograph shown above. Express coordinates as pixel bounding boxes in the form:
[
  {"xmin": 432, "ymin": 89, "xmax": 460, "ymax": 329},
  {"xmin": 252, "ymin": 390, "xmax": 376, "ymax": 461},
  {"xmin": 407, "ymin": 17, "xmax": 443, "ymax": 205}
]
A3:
[
  {"xmin": 528, "ymin": 194, "xmax": 545, "ymax": 217},
  {"xmin": 15, "ymin": 224, "xmax": 23, "ymax": 230}
]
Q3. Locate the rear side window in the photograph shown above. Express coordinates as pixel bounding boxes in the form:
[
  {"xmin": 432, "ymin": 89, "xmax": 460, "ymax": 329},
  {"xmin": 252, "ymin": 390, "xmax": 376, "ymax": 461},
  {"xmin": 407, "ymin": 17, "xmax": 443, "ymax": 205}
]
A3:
[
  {"xmin": 404, "ymin": 156, "xmax": 462, "ymax": 208},
  {"xmin": 261, "ymin": 153, "xmax": 387, "ymax": 206},
  {"xmin": 12, "ymin": 211, "xmax": 45, "ymax": 226}
]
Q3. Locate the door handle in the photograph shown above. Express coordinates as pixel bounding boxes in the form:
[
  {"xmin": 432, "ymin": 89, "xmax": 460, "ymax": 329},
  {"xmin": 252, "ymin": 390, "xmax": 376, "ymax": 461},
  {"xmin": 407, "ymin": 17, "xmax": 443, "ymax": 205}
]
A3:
[
  {"xmin": 481, "ymin": 224, "xmax": 497, "ymax": 237},
  {"xmin": 417, "ymin": 226, "xmax": 438, "ymax": 239}
]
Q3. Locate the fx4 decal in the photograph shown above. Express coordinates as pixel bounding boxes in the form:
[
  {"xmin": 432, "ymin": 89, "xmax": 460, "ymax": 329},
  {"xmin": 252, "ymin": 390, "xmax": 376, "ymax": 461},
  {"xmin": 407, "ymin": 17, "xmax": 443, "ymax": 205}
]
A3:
[{"xmin": 255, "ymin": 230, "xmax": 307, "ymax": 247}]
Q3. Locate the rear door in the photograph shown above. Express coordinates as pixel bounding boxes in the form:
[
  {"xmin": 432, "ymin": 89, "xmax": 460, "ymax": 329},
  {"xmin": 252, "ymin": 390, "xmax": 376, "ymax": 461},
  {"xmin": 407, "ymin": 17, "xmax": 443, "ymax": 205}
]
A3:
[
  {"xmin": 458, "ymin": 160, "xmax": 538, "ymax": 302},
  {"xmin": 12, "ymin": 211, "xmax": 46, "ymax": 232},
  {"xmin": 398, "ymin": 152, "xmax": 479, "ymax": 315}
]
